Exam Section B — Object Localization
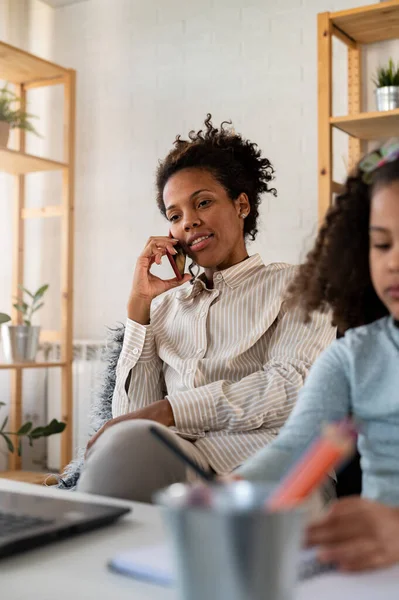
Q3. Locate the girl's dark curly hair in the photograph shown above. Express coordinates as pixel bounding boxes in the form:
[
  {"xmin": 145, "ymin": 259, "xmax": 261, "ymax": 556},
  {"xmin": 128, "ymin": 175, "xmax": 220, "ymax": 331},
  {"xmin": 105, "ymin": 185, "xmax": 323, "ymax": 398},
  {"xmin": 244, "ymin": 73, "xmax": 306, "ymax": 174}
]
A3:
[
  {"xmin": 287, "ymin": 157, "xmax": 399, "ymax": 333},
  {"xmin": 156, "ymin": 114, "xmax": 276, "ymax": 241}
]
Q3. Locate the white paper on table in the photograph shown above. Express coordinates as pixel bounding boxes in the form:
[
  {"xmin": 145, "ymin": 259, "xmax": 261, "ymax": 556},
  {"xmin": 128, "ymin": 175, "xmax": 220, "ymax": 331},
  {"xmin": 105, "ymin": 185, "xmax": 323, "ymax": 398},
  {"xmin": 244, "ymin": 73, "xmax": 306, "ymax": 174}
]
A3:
[
  {"xmin": 108, "ymin": 543, "xmax": 399, "ymax": 598},
  {"xmin": 296, "ymin": 565, "xmax": 399, "ymax": 600},
  {"xmin": 107, "ymin": 544, "xmax": 341, "ymax": 587},
  {"xmin": 108, "ymin": 544, "xmax": 174, "ymax": 586}
]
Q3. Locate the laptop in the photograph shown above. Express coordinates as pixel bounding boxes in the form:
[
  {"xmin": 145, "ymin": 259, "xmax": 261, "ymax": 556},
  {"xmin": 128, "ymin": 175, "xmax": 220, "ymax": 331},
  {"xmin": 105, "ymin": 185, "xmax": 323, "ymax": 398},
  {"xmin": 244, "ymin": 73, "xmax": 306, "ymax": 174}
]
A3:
[{"xmin": 0, "ymin": 489, "xmax": 131, "ymax": 559}]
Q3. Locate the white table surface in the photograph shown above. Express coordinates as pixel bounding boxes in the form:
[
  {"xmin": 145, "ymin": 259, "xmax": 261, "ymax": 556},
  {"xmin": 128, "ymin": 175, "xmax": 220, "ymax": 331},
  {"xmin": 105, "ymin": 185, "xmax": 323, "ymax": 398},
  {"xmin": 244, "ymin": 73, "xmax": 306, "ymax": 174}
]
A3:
[{"xmin": 0, "ymin": 479, "xmax": 398, "ymax": 600}]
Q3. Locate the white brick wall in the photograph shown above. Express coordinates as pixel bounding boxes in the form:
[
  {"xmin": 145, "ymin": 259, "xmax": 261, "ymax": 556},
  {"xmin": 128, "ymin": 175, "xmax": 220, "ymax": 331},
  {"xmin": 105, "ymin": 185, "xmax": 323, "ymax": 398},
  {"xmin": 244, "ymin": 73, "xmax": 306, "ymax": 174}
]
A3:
[{"xmin": 1, "ymin": 0, "xmax": 396, "ymax": 343}]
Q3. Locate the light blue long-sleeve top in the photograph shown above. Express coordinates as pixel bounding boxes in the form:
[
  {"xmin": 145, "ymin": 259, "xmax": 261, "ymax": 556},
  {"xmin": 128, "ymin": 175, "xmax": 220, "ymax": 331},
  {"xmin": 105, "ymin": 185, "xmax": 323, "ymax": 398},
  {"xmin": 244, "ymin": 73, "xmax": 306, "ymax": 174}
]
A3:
[{"xmin": 238, "ymin": 317, "xmax": 399, "ymax": 506}]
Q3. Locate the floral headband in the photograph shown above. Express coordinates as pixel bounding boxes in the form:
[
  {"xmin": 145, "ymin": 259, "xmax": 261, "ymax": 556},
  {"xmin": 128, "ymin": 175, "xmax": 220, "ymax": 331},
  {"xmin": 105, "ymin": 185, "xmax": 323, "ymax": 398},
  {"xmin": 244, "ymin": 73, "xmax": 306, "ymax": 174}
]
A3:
[{"xmin": 359, "ymin": 138, "xmax": 399, "ymax": 184}]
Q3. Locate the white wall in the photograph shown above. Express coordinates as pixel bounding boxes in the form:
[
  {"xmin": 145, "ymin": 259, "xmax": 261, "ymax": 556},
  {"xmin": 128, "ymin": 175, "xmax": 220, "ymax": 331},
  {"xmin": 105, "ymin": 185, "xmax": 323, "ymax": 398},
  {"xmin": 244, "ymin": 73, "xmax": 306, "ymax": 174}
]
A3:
[
  {"xmin": 1, "ymin": 0, "xmax": 398, "ymax": 468},
  {"xmin": 51, "ymin": 0, "xmax": 383, "ymax": 340},
  {"xmin": 1, "ymin": 0, "xmax": 398, "ymax": 343}
]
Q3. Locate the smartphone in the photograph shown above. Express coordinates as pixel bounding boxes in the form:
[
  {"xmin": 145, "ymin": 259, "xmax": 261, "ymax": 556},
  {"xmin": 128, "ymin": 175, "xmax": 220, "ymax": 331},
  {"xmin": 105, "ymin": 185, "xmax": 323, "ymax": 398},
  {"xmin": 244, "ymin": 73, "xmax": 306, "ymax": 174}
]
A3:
[{"xmin": 166, "ymin": 232, "xmax": 186, "ymax": 281}]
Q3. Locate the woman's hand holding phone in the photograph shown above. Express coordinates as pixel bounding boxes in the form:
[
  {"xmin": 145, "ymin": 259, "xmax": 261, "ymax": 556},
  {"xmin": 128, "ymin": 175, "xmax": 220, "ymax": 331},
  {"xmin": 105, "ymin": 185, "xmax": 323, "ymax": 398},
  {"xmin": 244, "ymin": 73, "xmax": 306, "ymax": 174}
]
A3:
[{"xmin": 127, "ymin": 236, "xmax": 191, "ymax": 324}]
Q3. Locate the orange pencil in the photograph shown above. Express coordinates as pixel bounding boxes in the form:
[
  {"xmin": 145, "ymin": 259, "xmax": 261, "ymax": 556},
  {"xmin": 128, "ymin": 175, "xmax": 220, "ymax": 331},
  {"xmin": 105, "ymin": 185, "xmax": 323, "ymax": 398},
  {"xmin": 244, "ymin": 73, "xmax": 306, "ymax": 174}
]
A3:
[{"xmin": 267, "ymin": 419, "xmax": 357, "ymax": 510}]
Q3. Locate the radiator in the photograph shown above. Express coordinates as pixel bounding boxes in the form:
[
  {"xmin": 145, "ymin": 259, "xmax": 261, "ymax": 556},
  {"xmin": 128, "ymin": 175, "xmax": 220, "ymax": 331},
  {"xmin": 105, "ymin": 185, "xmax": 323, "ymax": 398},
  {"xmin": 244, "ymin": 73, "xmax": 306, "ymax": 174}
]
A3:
[{"xmin": 45, "ymin": 341, "xmax": 106, "ymax": 471}]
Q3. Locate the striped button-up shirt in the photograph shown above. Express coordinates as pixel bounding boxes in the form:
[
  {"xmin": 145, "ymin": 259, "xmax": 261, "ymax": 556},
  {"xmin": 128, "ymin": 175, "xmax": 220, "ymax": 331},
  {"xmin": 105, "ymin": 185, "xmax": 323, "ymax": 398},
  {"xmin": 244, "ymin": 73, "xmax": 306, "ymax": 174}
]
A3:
[{"xmin": 112, "ymin": 254, "xmax": 335, "ymax": 474}]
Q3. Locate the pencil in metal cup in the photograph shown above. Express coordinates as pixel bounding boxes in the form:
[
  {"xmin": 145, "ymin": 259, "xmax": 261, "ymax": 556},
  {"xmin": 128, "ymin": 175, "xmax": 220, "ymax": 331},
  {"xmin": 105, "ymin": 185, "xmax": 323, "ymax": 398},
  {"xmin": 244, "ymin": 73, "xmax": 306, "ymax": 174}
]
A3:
[
  {"xmin": 156, "ymin": 482, "xmax": 305, "ymax": 600},
  {"xmin": 267, "ymin": 419, "xmax": 357, "ymax": 510}
]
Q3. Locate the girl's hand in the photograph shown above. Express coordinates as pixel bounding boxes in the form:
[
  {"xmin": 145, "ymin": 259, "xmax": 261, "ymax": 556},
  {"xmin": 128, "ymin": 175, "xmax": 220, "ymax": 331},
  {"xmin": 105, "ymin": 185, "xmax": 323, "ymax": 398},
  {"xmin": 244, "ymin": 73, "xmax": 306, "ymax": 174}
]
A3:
[
  {"xmin": 128, "ymin": 236, "xmax": 191, "ymax": 323},
  {"xmin": 306, "ymin": 497, "xmax": 399, "ymax": 572}
]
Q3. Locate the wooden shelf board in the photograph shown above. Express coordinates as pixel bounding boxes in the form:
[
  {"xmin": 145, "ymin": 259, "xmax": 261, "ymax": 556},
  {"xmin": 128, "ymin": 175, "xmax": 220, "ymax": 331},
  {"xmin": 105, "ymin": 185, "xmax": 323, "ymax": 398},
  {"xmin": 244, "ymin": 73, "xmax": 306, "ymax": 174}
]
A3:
[
  {"xmin": 0, "ymin": 471, "xmax": 55, "ymax": 485},
  {"xmin": 22, "ymin": 206, "xmax": 64, "ymax": 219},
  {"xmin": 40, "ymin": 330, "xmax": 62, "ymax": 343},
  {"xmin": 331, "ymin": 1, "xmax": 399, "ymax": 45},
  {"xmin": 331, "ymin": 109, "xmax": 399, "ymax": 140},
  {"xmin": 0, "ymin": 361, "xmax": 66, "ymax": 370},
  {"xmin": 0, "ymin": 41, "xmax": 67, "ymax": 85},
  {"xmin": 0, "ymin": 148, "xmax": 67, "ymax": 175}
]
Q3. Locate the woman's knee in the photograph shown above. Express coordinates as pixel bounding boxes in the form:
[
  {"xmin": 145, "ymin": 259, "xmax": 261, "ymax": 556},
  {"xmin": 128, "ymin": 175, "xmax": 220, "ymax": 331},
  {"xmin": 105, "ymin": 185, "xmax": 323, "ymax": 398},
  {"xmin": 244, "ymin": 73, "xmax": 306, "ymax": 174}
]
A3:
[
  {"xmin": 79, "ymin": 420, "xmax": 187, "ymax": 501},
  {"xmin": 93, "ymin": 419, "xmax": 172, "ymax": 462}
]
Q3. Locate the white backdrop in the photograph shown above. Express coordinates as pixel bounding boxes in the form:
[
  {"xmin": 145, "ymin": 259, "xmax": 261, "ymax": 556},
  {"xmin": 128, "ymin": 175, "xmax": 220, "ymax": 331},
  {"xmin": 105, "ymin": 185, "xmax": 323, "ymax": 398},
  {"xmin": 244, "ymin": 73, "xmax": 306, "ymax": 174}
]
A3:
[
  {"xmin": 2, "ymin": 0, "xmax": 399, "ymax": 340},
  {"xmin": 0, "ymin": 0, "xmax": 398, "ymax": 468}
]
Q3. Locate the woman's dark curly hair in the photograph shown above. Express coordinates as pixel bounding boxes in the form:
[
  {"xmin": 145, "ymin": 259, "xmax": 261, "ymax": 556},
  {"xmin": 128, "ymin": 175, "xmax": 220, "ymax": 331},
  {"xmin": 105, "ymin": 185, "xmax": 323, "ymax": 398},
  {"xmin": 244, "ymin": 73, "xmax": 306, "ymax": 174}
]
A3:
[
  {"xmin": 287, "ymin": 157, "xmax": 399, "ymax": 333},
  {"xmin": 155, "ymin": 114, "xmax": 276, "ymax": 241}
]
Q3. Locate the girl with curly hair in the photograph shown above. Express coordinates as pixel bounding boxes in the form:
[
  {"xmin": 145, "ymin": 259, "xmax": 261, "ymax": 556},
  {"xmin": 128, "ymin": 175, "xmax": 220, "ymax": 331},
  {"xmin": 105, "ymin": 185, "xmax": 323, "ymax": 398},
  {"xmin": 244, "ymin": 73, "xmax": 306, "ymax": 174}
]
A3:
[
  {"xmin": 237, "ymin": 140, "xmax": 399, "ymax": 572},
  {"xmin": 78, "ymin": 115, "xmax": 334, "ymax": 502}
]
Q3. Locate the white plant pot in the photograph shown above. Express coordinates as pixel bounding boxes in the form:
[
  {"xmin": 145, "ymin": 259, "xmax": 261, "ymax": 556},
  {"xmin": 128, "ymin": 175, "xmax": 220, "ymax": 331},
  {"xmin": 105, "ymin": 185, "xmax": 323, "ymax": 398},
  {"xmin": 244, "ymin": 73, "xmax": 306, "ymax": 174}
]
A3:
[
  {"xmin": 0, "ymin": 121, "xmax": 10, "ymax": 147},
  {"xmin": 1, "ymin": 325, "xmax": 41, "ymax": 363},
  {"xmin": 375, "ymin": 86, "xmax": 399, "ymax": 112}
]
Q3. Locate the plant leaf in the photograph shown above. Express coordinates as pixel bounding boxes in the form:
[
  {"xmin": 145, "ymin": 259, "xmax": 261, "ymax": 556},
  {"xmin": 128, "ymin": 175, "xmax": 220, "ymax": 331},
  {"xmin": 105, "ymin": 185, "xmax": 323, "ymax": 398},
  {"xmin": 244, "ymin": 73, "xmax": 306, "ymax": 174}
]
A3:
[
  {"xmin": 13, "ymin": 297, "xmax": 28, "ymax": 311},
  {"xmin": 1, "ymin": 433, "xmax": 14, "ymax": 453},
  {"xmin": 18, "ymin": 285, "xmax": 34, "ymax": 299},
  {"xmin": 0, "ymin": 86, "xmax": 41, "ymax": 136},
  {"xmin": 29, "ymin": 421, "xmax": 65, "ymax": 439},
  {"xmin": 23, "ymin": 319, "xmax": 31, "ymax": 327},
  {"xmin": 32, "ymin": 302, "xmax": 44, "ymax": 314},
  {"xmin": 0, "ymin": 416, "xmax": 8, "ymax": 432},
  {"xmin": 13, "ymin": 303, "xmax": 28, "ymax": 315},
  {"xmin": 17, "ymin": 421, "xmax": 32, "ymax": 435},
  {"xmin": 0, "ymin": 313, "xmax": 11, "ymax": 325},
  {"xmin": 373, "ymin": 57, "xmax": 399, "ymax": 87},
  {"xmin": 20, "ymin": 300, "xmax": 29, "ymax": 311},
  {"xmin": 33, "ymin": 284, "xmax": 49, "ymax": 303},
  {"xmin": 43, "ymin": 419, "xmax": 66, "ymax": 437},
  {"xmin": 29, "ymin": 426, "xmax": 45, "ymax": 439},
  {"xmin": 0, "ymin": 87, "xmax": 17, "ymax": 97},
  {"xmin": 0, "ymin": 402, "xmax": 6, "ymax": 407}
]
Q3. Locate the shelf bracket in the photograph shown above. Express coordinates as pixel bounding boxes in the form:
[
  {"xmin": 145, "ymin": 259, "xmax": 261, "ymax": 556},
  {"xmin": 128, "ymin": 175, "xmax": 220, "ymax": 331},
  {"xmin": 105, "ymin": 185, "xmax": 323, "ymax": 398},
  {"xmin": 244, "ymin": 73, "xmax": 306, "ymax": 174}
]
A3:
[{"xmin": 332, "ymin": 25, "xmax": 357, "ymax": 49}]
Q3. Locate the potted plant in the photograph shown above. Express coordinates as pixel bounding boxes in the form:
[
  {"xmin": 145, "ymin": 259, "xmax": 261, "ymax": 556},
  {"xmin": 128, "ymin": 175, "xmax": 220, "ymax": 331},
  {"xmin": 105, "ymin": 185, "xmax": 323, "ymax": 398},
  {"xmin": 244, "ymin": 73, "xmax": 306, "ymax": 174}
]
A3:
[
  {"xmin": 0, "ymin": 401, "xmax": 65, "ymax": 457},
  {"xmin": 0, "ymin": 85, "xmax": 41, "ymax": 148},
  {"xmin": 373, "ymin": 58, "xmax": 399, "ymax": 112},
  {"xmin": 0, "ymin": 284, "xmax": 49, "ymax": 363}
]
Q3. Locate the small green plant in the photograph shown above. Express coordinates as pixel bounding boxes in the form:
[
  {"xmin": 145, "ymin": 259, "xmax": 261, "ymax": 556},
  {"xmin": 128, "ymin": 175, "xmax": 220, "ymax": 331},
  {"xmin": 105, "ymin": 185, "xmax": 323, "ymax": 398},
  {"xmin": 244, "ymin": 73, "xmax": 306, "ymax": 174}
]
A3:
[
  {"xmin": 0, "ymin": 402, "xmax": 65, "ymax": 456},
  {"xmin": 0, "ymin": 85, "xmax": 41, "ymax": 136},
  {"xmin": 373, "ymin": 58, "xmax": 399, "ymax": 88},
  {"xmin": 0, "ymin": 284, "xmax": 49, "ymax": 326}
]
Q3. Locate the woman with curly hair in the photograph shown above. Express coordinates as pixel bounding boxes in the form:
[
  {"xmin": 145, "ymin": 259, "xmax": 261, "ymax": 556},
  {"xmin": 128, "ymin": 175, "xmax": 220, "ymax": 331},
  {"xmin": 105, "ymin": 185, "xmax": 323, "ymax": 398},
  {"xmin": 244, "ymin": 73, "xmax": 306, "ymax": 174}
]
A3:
[
  {"xmin": 78, "ymin": 115, "xmax": 334, "ymax": 502},
  {"xmin": 237, "ymin": 140, "xmax": 399, "ymax": 572}
]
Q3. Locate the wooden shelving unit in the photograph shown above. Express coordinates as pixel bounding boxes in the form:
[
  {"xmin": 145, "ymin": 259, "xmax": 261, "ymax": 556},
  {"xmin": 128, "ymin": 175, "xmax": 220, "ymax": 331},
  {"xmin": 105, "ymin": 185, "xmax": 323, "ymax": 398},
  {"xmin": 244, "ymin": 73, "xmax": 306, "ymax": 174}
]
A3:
[
  {"xmin": 0, "ymin": 41, "xmax": 68, "ymax": 84},
  {"xmin": 0, "ymin": 41, "xmax": 75, "ymax": 481},
  {"xmin": 331, "ymin": 109, "xmax": 399, "ymax": 140},
  {"xmin": 318, "ymin": 0, "xmax": 399, "ymax": 221},
  {"xmin": 0, "ymin": 148, "xmax": 67, "ymax": 175},
  {"xmin": 0, "ymin": 471, "xmax": 53, "ymax": 485},
  {"xmin": 0, "ymin": 362, "xmax": 66, "ymax": 371},
  {"xmin": 332, "ymin": 2, "xmax": 399, "ymax": 44}
]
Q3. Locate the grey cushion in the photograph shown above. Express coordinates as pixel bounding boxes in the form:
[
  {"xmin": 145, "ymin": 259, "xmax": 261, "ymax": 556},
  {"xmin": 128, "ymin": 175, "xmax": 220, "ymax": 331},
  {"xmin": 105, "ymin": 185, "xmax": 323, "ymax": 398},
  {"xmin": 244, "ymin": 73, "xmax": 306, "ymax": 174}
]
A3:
[{"xmin": 57, "ymin": 325, "xmax": 125, "ymax": 490}]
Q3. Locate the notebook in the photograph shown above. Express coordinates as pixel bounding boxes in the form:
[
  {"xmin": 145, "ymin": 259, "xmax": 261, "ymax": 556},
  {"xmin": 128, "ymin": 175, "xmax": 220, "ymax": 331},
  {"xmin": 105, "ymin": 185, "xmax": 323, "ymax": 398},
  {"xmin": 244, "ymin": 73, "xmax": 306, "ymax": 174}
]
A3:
[{"xmin": 108, "ymin": 543, "xmax": 335, "ymax": 585}]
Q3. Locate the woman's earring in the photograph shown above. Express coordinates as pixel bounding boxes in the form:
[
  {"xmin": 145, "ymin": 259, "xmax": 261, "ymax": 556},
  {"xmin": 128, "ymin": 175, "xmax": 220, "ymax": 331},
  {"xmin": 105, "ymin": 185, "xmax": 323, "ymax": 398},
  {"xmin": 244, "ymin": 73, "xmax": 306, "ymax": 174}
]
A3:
[
  {"xmin": 189, "ymin": 261, "xmax": 200, "ymax": 284},
  {"xmin": 240, "ymin": 213, "xmax": 247, "ymax": 219}
]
